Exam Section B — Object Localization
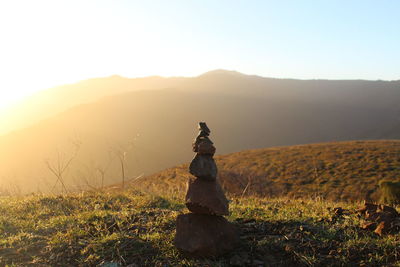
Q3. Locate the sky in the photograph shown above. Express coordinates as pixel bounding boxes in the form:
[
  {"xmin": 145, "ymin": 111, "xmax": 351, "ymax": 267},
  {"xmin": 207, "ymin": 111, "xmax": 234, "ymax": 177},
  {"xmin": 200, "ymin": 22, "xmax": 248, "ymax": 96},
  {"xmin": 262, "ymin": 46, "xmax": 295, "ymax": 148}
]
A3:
[{"xmin": 0, "ymin": 0, "xmax": 399, "ymax": 109}]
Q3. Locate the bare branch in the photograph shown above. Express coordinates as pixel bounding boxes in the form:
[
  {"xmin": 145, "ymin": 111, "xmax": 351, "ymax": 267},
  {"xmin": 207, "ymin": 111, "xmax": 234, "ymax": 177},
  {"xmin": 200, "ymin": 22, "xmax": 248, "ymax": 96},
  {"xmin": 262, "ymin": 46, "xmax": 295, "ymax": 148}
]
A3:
[{"xmin": 44, "ymin": 139, "xmax": 81, "ymax": 194}]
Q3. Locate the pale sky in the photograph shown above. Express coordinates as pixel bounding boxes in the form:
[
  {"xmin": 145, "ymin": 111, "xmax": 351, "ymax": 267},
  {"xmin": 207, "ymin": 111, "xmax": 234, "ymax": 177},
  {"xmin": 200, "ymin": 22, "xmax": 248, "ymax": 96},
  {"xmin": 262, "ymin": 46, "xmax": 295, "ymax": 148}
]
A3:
[{"xmin": 0, "ymin": 0, "xmax": 399, "ymax": 109}]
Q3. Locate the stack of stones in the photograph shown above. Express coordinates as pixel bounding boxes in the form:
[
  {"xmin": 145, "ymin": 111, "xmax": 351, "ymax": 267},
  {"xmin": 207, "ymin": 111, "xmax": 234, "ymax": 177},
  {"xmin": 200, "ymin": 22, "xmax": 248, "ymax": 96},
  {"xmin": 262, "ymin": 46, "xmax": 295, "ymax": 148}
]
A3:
[{"xmin": 174, "ymin": 122, "xmax": 238, "ymax": 257}]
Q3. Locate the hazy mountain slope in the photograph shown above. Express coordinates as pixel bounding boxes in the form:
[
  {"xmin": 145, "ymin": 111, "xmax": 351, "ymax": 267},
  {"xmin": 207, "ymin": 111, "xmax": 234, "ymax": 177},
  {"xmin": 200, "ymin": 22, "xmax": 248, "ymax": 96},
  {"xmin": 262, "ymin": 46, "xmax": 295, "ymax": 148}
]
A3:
[
  {"xmin": 0, "ymin": 70, "xmax": 400, "ymax": 193},
  {"xmin": 0, "ymin": 75, "xmax": 187, "ymax": 135},
  {"xmin": 134, "ymin": 140, "xmax": 400, "ymax": 201}
]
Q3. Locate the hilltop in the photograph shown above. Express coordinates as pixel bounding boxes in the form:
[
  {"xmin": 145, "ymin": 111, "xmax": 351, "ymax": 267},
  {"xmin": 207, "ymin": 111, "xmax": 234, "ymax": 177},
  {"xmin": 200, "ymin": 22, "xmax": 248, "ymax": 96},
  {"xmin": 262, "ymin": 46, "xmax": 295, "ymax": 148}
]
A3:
[
  {"xmin": 134, "ymin": 140, "xmax": 400, "ymax": 202},
  {"xmin": 0, "ymin": 75, "xmax": 187, "ymax": 136}
]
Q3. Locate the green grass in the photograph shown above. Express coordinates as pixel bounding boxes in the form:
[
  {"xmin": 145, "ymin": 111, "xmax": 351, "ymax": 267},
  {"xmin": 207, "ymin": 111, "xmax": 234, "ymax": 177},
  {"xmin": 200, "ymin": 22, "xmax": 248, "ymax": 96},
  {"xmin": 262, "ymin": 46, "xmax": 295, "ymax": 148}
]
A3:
[
  {"xmin": 135, "ymin": 140, "xmax": 400, "ymax": 202},
  {"xmin": 1, "ymin": 190, "xmax": 399, "ymax": 266}
]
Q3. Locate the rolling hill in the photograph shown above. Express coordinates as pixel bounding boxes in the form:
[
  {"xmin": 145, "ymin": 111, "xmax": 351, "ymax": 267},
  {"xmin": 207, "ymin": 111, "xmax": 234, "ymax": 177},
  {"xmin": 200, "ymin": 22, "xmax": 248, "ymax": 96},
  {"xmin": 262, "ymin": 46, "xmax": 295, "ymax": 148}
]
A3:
[
  {"xmin": 0, "ymin": 75, "xmax": 187, "ymax": 136},
  {"xmin": 134, "ymin": 140, "xmax": 400, "ymax": 202},
  {"xmin": 0, "ymin": 70, "xmax": 400, "ymax": 194}
]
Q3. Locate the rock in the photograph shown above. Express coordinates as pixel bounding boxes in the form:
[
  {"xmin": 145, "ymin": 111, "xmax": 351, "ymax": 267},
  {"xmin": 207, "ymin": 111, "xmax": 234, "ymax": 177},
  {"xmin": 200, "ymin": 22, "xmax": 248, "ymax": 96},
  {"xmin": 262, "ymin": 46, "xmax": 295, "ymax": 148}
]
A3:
[
  {"xmin": 174, "ymin": 213, "xmax": 238, "ymax": 257},
  {"xmin": 198, "ymin": 122, "xmax": 210, "ymax": 135},
  {"xmin": 185, "ymin": 178, "xmax": 229, "ymax": 216},
  {"xmin": 358, "ymin": 202, "xmax": 400, "ymax": 235},
  {"xmin": 366, "ymin": 210, "xmax": 397, "ymax": 223},
  {"xmin": 193, "ymin": 136, "xmax": 215, "ymax": 154},
  {"xmin": 197, "ymin": 130, "xmax": 210, "ymax": 139},
  {"xmin": 197, "ymin": 140, "xmax": 216, "ymax": 155},
  {"xmin": 357, "ymin": 203, "xmax": 379, "ymax": 216},
  {"xmin": 360, "ymin": 221, "xmax": 376, "ymax": 230},
  {"xmin": 377, "ymin": 204, "xmax": 399, "ymax": 216},
  {"xmin": 193, "ymin": 134, "xmax": 212, "ymax": 152},
  {"xmin": 189, "ymin": 154, "xmax": 217, "ymax": 180},
  {"xmin": 375, "ymin": 221, "xmax": 390, "ymax": 236},
  {"xmin": 365, "ymin": 210, "xmax": 381, "ymax": 221},
  {"xmin": 174, "ymin": 122, "xmax": 238, "ymax": 257}
]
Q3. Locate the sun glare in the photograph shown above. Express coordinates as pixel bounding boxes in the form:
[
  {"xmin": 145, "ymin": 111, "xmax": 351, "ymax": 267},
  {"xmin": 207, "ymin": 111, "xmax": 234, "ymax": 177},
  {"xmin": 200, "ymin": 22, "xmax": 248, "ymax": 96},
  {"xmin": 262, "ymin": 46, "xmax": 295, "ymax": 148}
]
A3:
[
  {"xmin": 0, "ymin": 1, "xmax": 121, "ymax": 110},
  {"xmin": 0, "ymin": 1, "xmax": 202, "ymax": 111}
]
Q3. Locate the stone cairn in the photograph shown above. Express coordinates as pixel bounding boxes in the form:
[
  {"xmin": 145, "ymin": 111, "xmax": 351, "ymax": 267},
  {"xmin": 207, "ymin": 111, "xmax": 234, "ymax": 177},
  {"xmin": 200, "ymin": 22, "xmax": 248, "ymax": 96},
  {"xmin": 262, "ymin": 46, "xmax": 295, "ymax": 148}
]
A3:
[{"xmin": 174, "ymin": 122, "xmax": 238, "ymax": 257}]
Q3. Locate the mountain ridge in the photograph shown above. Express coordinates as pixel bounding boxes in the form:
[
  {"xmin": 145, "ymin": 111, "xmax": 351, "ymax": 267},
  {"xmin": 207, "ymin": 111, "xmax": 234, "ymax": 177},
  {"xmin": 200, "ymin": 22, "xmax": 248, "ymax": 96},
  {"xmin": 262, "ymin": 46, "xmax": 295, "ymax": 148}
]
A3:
[
  {"xmin": 0, "ymin": 71, "xmax": 400, "ymax": 193},
  {"xmin": 2, "ymin": 69, "xmax": 400, "ymax": 136}
]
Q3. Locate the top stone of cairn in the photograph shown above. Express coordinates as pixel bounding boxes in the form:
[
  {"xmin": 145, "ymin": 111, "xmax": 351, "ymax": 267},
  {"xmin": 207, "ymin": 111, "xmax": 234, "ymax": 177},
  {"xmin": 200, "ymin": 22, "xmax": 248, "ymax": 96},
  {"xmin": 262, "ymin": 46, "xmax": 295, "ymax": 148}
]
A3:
[
  {"xmin": 189, "ymin": 122, "xmax": 217, "ymax": 179},
  {"xmin": 192, "ymin": 122, "xmax": 216, "ymax": 156}
]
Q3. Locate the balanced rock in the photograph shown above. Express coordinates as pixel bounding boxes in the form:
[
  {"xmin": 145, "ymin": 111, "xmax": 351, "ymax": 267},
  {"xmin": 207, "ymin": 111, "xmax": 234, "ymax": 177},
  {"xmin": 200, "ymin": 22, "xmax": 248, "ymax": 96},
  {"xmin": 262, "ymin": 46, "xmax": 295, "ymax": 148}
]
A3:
[
  {"xmin": 197, "ymin": 140, "xmax": 216, "ymax": 155},
  {"xmin": 198, "ymin": 122, "xmax": 210, "ymax": 135},
  {"xmin": 174, "ymin": 213, "xmax": 238, "ymax": 257},
  {"xmin": 174, "ymin": 122, "xmax": 239, "ymax": 257},
  {"xmin": 185, "ymin": 178, "xmax": 229, "ymax": 216},
  {"xmin": 189, "ymin": 154, "xmax": 217, "ymax": 180}
]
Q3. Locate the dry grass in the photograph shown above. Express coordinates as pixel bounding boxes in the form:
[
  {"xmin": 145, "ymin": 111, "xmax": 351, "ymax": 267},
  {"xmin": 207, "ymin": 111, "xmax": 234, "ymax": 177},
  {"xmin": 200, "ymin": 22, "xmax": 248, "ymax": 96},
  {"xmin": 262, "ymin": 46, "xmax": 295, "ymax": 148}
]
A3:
[
  {"xmin": 134, "ymin": 140, "xmax": 400, "ymax": 202},
  {"xmin": 1, "ymin": 190, "xmax": 400, "ymax": 266}
]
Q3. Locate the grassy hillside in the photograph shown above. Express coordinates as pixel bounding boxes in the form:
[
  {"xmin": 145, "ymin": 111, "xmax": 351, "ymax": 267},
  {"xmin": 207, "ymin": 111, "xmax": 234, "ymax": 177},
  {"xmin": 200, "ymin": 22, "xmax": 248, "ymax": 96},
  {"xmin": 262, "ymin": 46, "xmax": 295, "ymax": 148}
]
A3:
[
  {"xmin": 1, "ymin": 190, "xmax": 399, "ymax": 266},
  {"xmin": 1, "ymin": 70, "xmax": 400, "ymax": 193},
  {"xmin": 135, "ymin": 140, "xmax": 400, "ymax": 202}
]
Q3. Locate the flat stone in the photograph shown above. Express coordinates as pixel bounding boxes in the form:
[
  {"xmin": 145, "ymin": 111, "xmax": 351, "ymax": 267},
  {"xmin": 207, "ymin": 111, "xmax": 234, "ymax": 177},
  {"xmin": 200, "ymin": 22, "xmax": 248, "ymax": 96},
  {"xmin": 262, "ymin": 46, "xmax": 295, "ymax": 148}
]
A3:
[
  {"xmin": 185, "ymin": 178, "xmax": 229, "ymax": 216},
  {"xmin": 189, "ymin": 154, "xmax": 217, "ymax": 180},
  {"xmin": 174, "ymin": 213, "xmax": 239, "ymax": 257}
]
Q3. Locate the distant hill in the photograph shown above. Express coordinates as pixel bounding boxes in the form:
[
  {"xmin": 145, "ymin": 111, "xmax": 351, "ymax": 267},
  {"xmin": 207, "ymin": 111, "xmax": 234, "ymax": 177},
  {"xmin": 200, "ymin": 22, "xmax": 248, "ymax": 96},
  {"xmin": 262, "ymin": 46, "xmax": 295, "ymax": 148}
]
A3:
[
  {"xmin": 0, "ymin": 75, "xmax": 187, "ymax": 135},
  {"xmin": 0, "ymin": 70, "xmax": 400, "ymax": 193},
  {"xmin": 134, "ymin": 140, "xmax": 400, "ymax": 201}
]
